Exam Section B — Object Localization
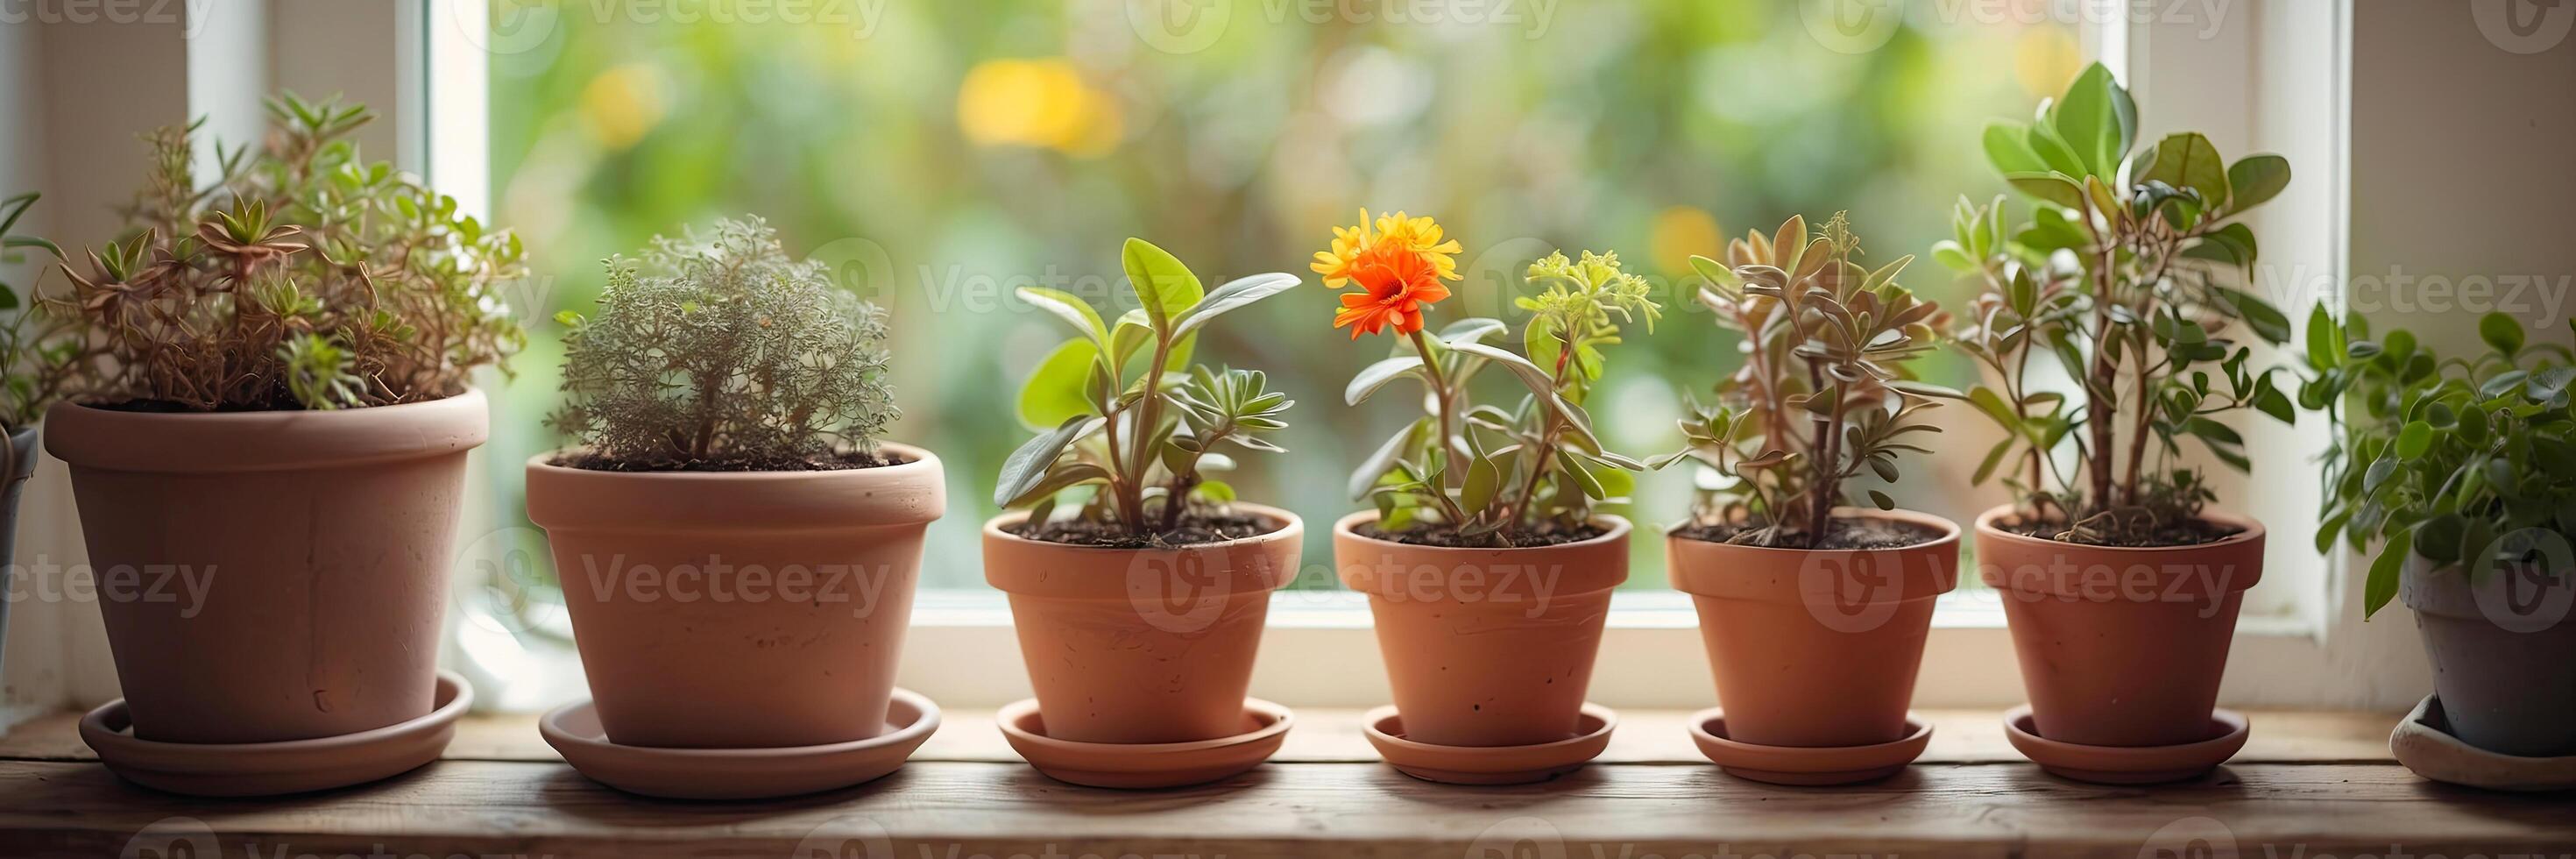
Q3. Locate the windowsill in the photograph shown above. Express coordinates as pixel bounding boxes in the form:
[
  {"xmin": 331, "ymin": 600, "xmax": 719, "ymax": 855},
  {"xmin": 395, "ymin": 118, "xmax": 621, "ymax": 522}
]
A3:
[{"xmin": 9, "ymin": 707, "xmax": 2561, "ymax": 859}]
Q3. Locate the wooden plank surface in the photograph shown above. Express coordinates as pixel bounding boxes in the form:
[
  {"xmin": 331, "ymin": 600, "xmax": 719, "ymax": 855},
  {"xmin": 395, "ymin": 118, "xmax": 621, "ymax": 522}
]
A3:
[
  {"xmin": 0, "ymin": 707, "xmax": 2406, "ymax": 764},
  {"xmin": 1, "ymin": 759, "xmax": 2571, "ymax": 859}
]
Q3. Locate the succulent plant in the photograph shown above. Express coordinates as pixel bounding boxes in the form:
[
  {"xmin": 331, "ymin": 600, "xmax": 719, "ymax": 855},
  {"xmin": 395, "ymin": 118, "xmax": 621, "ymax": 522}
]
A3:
[
  {"xmin": 549, "ymin": 217, "xmax": 897, "ymax": 471},
  {"xmin": 1936, "ymin": 63, "xmax": 2300, "ymax": 545},
  {"xmin": 2308, "ymin": 309, "xmax": 2576, "ymax": 617},
  {"xmin": 52, "ymin": 94, "xmax": 525, "ymax": 411},
  {"xmin": 1658, "ymin": 212, "xmax": 1949, "ymax": 548},
  {"xmin": 994, "ymin": 238, "xmax": 1299, "ymax": 541}
]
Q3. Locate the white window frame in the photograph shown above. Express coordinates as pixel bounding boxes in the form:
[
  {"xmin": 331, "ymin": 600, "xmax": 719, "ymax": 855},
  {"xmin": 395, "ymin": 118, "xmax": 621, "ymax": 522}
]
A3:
[{"xmin": 2, "ymin": 0, "xmax": 2427, "ymax": 726}]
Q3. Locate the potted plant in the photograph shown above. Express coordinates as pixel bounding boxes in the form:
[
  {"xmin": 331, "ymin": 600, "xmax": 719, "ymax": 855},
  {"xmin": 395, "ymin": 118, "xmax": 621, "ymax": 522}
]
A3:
[
  {"xmin": 1327, "ymin": 210, "xmax": 1660, "ymax": 749},
  {"xmin": 527, "ymin": 217, "xmax": 938, "ymax": 749},
  {"xmin": 0, "ymin": 192, "xmax": 81, "ymax": 660},
  {"xmin": 985, "ymin": 238, "xmax": 1301, "ymax": 746},
  {"xmin": 1936, "ymin": 63, "xmax": 2300, "ymax": 751},
  {"xmin": 2310, "ymin": 310, "xmax": 2576, "ymax": 758},
  {"xmin": 42, "ymin": 96, "xmax": 522, "ymax": 743},
  {"xmin": 1656, "ymin": 212, "xmax": 1959, "ymax": 761}
]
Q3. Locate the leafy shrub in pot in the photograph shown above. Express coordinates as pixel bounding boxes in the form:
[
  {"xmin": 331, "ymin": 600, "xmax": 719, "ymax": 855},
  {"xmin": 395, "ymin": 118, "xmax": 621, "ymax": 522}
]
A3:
[
  {"xmin": 527, "ymin": 217, "xmax": 939, "ymax": 749},
  {"xmin": 2310, "ymin": 310, "xmax": 2576, "ymax": 757},
  {"xmin": 1656, "ymin": 211, "xmax": 1961, "ymax": 750},
  {"xmin": 1936, "ymin": 64, "xmax": 2303, "ymax": 748},
  {"xmin": 985, "ymin": 238, "xmax": 1302, "ymax": 745},
  {"xmin": 1327, "ymin": 210, "xmax": 1657, "ymax": 747},
  {"xmin": 40, "ymin": 96, "xmax": 520, "ymax": 743}
]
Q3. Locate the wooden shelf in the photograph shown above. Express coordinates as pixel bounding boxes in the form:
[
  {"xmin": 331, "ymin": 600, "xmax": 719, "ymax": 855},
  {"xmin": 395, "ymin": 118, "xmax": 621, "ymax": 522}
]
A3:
[{"xmin": 4, "ymin": 708, "xmax": 2569, "ymax": 859}]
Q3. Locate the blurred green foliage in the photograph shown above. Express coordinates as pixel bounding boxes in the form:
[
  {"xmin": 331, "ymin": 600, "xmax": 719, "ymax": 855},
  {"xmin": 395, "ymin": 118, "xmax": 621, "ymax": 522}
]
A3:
[{"xmin": 485, "ymin": 0, "xmax": 2078, "ymax": 593}]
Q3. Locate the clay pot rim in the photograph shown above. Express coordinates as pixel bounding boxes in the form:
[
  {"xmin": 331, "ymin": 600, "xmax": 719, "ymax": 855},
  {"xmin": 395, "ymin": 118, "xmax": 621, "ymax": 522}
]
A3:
[
  {"xmin": 981, "ymin": 501, "xmax": 1305, "ymax": 554},
  {"xmin": 1329, "ymin": 510, "xmax": 1635, "ymax": 554},
  {"xmin": 542, "ymin": 686, "xmax": 940, "ymax": 759},
  {"xmin": 81, "ymin": 670, "xmax": 471, "ymax": 763},
  {"xmin": 1663, "ymin": 506, "xmax": 1963, "ymax": 554},
  {"xmin": 998, "ymin": 696, "xmax": 1293, "ymax": 754},
  {"xmin": 527, "ymin": 440, "xmax": 939, "ymax": 484},
  {"xmin": 44, "ymin": 387, "xmax": 488, "ymax": 474},
  {"xmin": 1972, "ymin": 503, "xmax": 2264, "ymax": 554}
]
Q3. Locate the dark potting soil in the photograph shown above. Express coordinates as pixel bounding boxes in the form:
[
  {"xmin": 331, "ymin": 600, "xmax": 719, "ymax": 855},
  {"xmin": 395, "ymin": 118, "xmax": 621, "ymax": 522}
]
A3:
[
  {"xmin": 1357, "ymin": 520, "xmax": 1610, "ymax": 549},
  {"xmin": 1995, "ymin": 515, "xmax": 2245, "ymax": 547},
  {"xmin": 550, "ymin": 450, "xmax": 906, "ymax": 472},
  {"xmin": 1010, "ymin": 511, "xmax": 1284, "ymax": 548},
  {"xmin": 1675, "ymin": 516, "xmax": 1943, "ymax": 550}
]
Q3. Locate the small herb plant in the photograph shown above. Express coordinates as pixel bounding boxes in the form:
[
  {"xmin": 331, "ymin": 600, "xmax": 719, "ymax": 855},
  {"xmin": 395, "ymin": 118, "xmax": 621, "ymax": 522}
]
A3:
[
  {"xmin": 549, "ymin": 217, "xmax": 898, "ymax": 472},
  {"xmin": 1936, "ymin": 63, "xmax": 2299, "ymax": 545},
  {"xmin": 55, "ymin": 95, "xmax": 525, "ymax": 411},
  {"xmin": 994, "ymin": 238, "xmax": 1299, "ymax": 546},
  {"xmin": 1327, "ymin": 210, "xmax": 1660, "ymax": 546},
  {"xmin": 1658, "ymin": 212, "xmax": 1949, "ymax": 549},
  {"xmin": 2307, "ymin": 309, "xmax": 2576, "ymax": 617},
  {"xmin": 0, "ymin": 193, "xmax": 79, "ymax": 435}
]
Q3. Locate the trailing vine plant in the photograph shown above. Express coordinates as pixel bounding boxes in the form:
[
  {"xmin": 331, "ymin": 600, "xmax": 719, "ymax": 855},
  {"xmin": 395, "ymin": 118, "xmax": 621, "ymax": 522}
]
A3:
[
  {"xmin": 53, "ymin": 94, "xmax": 525, "ymax": 411},
  {"xmin": 1329, "ymin": 210, "xmax": 1660, "ymax": 546},
  {"xmin": 1935, "ymin": 63, "xmax": 2300, "ymax": 546},
  {"xmin": 994, "ymin": 238, "xmax": 1300, "ymax": 545},
  {"xmin": 549, "ymin": 217, "xmax": 898, "ymax": 471},
  {"xmin": 1657, "ymin": 212, "xmax": 1950, "ymax": 549}
]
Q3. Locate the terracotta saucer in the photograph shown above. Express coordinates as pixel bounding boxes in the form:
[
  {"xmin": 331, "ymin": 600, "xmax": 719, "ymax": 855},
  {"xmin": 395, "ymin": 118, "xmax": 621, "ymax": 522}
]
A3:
[
  {"xmin": 1688, "ymin": 709, "xmax": 1933, "ymax": 785},
  {"xmin": 542, "ymin": 687, "xmax": 939, "ymax": 799},
  {"xmin": 996, "ymin": 697, "xmax": 1292, "ymax": 789},
  {"xmin": 2002, "ymin": 705, "xmax": 2249, "ymax": 784},
  {"xmin": 2390, "ymin": 694, "xmax": 2576, "ymax": 792},
  {"xmin": 80, "ymin": 670, "xmax": 471, "ymax": 797},
  {"xmin": 1362, "ymin": 703, "xmax": 1617, "ymax": 785}
]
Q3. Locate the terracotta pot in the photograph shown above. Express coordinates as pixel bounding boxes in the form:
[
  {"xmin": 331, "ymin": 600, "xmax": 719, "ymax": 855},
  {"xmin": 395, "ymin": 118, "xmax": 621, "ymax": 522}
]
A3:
[
  {"xmin": 1668, "ymin": 508, "xmax": 1960, "ymax": 748},
  {"xmin": 984, "ymin": 504, "xmax": 1301, "ymax": 745},
  {"xmin": 0, "ymin": 426, "xmax": 38, "ymax": 673},
  {"xmin": 46, "ymin": 392, "xmax": 488, "ymax": 744},
  {"xmin": 527, "ymin": 443, "xmax": 943, "ymax": 749},
  {"xmin": 1975, "ymin": 504, "xmax": 2263, "ymax": 747},
  {"xmin": 1334, "ymin": 512, "xmax": 1629, "ymax": 748},
  {"xmin": 2399, "ymin": 554, "xmax": 2576, "ymax": 757}
]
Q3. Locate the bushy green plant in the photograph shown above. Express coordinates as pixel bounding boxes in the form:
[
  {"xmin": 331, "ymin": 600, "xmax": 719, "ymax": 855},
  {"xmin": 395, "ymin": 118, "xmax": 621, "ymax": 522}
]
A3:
[
  {"xmin": 2307, "ymin": 309, "xmax": 2576, "ymax": 616},
  {"xmin": 994, "ymin": 238, "xmax": 1299, "ymax": 543},
  {"xmin": 1334, "ymin": 221, "xmax": 1660, "ymax": 545},
  {"xmin": 0, "ymin": 193, "xmax": 80, "ymax": 434},
  {"xmin": 54, "ymin": 95, "xmax": 524, "ymax": 411},
  {"xmin": 1658, "ymin": 212, "xmax": 1949, "ymax": 548},
  {"xmin": 549, "ymin": 217, "xmax": 898, "ymax": 471},
  {"xmin": 1936, "ymin": 63, "xmax": 2299, "ymax": 545}
]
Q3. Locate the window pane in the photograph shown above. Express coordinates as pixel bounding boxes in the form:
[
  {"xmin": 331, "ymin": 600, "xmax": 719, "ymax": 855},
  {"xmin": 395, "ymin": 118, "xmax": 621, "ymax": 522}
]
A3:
[{"xmin": 480, "ymin": 1, "xmax": 2086, "ymax": 607}]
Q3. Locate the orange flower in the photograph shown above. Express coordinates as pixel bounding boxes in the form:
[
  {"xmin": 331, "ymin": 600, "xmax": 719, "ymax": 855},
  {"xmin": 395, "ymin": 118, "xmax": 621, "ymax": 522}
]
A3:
[
  {"xmin": 1332, "ymin": 240, "xmax": 1452, "ymax": 339},
  {"xmin": 1311, "ymin": 209, "xmax": 1461, "ymax": 287},
  {"xmin": 1315, "ymin": 209, "xmax": 1460, "ymax": 338}
]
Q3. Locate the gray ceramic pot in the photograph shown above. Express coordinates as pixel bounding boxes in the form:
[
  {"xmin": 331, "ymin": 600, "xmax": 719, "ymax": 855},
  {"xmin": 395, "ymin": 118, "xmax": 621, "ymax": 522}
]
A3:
[
  {"xmin": 2399, "ymin": 553, "xmax": 2576, "ymax": 756},
  {"xmin": 0, "ymin": 426, "xmax": 39, "ymax": 660}
]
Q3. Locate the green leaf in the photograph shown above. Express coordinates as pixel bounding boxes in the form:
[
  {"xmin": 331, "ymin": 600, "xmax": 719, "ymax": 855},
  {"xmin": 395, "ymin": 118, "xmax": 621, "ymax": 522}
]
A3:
[
  {"xmin": 2396, "ymin": 421, "xmax": 2434, "ymax": 458},
  {"xmin": 995, "ymin": 416, "xmax": 1100, "ymax": 508},
  {"xmin": 2226, "ymin": 154, "xmax": 2291, "ymax": 212},
  {"xmin": 1193, "ymin": 479, "xmax": 1235, "ymax": 503},
  {"xmin": 1559, "ymin": 451, "xmax": 1607, "ymax": 500},
  {"xmin": 1461, "ymin": 455, "xmax": 1502, "ymax": 515},
  {"xmin": 1172, "ymin": 273, "xmax": 1298, "ymax": 338},
  {"xmin": 2139, "ymin": 132, "xmax": 2228, "ymax": 207},
  {"xmin": 2213, "ymin": 286, "xmax": 2289, "ymax": 344},
  {"xmin": 2051, "ymin": 63, "xmax": 2134, "ymax": 177},
  {"xmin": 1447, "ymin": 341, "xmax": 1560, "ymax": 401},
  {"xmin": 1347, "ymin": 356, "xmax": 1426, "ymax": 406},
  {"xmin": 1867, "ymin": 489, "xmax": 1897, "ymax": 512},
  {"xmin": 2304, "ymin": 303, "xmax": 2343, "ymax": 370},
  {"xmin": 1972, "ymin": 437, "xmax": 2015, "ymax": 485},
  {"xmin": 1002, "ymin": 462, "xmax": 1112, "ymax": 508},
  {"xmin": 1017, "ymin": 339, "xmax": 1100, "ymax": 429},
  {"xmin": 2364, "ymin": 529, "xmax": 2410, "ymax": 619},
  {"xmin": 1983, "ymin": 122, "xmax": 2047, "ymax": 174},
  {"xmin": 1351, "ymin": 418, "xmax": 1429, "ymax": 500},
  {"xmin": 1121, "ymin": 238, "xmax": 1203, "ymax": 336},
  {"xmin": 1017, "ymin": 287, "xmax": 1108, "ymax": 347},
  {"xmin": 1439, "ymin": 317, "xmax": 1508, "ymax": 345},
  {"xmin": 2480, "ymin": 312, "xmax": 2525, "ymax": 355},
  {"xmin": 2006, "ymin": 172, "xmax": 2086, "ymax": 209}
]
